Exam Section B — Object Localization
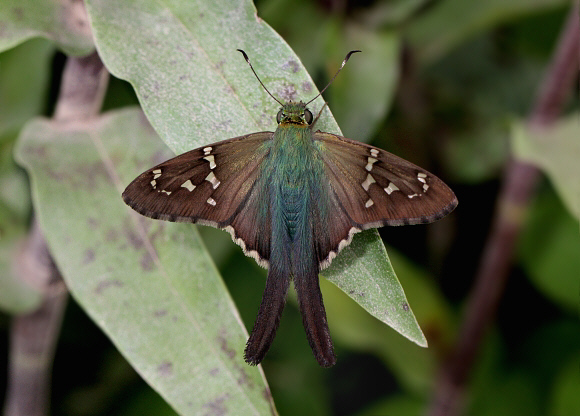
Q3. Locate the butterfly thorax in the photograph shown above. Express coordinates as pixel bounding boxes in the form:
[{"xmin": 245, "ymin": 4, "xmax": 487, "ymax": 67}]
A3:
[{"xmin": 268, "ymin": 113, "xmax": 323, "ymax": 243}]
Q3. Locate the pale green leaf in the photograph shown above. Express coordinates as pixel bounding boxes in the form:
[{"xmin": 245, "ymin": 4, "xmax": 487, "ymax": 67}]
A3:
[
  {"xmin": 15, "ymin": 109, "xmax": 276, "ymax": 415},
  {"xmin": 511, "ymin": 113, "xmax": 580, "ymax": 221},
  {"xmin": 323, "ymin": 235, "xmax": 428, "ymax": 348},
  {"xmin": 0, "ymin": 0, "xmax": 94, "ymax": 55},
  {"xmin": 84, "ymin": 0, "xmax": 426, "ymax": 345},
  {"xmin": 323, "ymin": 247, "xmax": 456, "ymax": 392}
]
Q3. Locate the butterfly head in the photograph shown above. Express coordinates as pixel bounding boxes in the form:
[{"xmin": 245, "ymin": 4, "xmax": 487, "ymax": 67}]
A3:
[{"xmin": 276, "ymin": 101, "xmax": 313, "ymax": 126}]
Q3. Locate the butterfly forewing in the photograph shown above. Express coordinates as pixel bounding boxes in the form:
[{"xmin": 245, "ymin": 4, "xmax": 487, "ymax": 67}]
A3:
[
  {"xmin": 314, "ymin": 132, "xmax": 457, "ymax": 228},
  {"xmin": 122, "ymin": 132, "xmax": 274, "ymax": 264}
]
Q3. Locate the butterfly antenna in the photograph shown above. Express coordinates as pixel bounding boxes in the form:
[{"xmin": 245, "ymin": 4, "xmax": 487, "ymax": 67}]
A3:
[
  {"xmin": 305, "ymin": 50, "xmax": 361, "ymax": 106},
  {"xmin": 237, "ymin": 49, "xmax": 283, "ymax": 106}
]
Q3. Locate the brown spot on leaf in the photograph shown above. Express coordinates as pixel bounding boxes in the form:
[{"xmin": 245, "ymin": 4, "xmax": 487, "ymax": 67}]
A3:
[
  {"xmin": 154, "ymin": 309, "xmax": 168, "ymax": 317},
  {"xmin": 283, "ymin": 59, "xmax": 300, "ymax": 73},
  {"xmin": 123, "ymin": 226, "xmax": 145, "ymax": 250},
  {"xmin": 87, "ymin": 217, "xmax": 99, "ymax": 229},
  {"xmin": 234, "ymin": 363, "xmax": 254, "ymax": 388},
  {"xmin": 95, "ymin": 279, "xmax": 123, "ymax": 294},
  {"xmin": 402, "ymin": 302, "xmax": 409, "ymax": 311},
  {"xmin": 82, "ymin": 249, "xmax": 95, "ymax": 264},
  {"xmin": 140, "ymin": 251, "xmax": 154, "ymax": 271},
  {"xmin": 278, "ymin": 84, "xmax": 297, "ymax": 102},
  {"xmin": 203, "ymin": 394, "xmax": 229, "ymax": 416},
  {"xmin": 12, "ymin": 8, "xmax": 23, "ymax": 20},
  {"xmin": 217, "ymin": 334, "xmax": 236, "ymax": 360},
  {"xmin": 105, "ymin": 229, "xmax": 118, "ymax": 243},
  {"xmin": 157, "ymin": 360, "xmax": 173, "ymax": 377}
]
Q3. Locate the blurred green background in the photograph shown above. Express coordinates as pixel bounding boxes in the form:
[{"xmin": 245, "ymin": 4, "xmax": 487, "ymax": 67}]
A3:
[{"xmin": 1, "ymin": 0, "xmax": 578, "ymax": 415}]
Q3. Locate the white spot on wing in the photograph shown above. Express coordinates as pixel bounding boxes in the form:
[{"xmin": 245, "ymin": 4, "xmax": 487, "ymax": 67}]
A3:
[
  {"xmin": 365, "ymin": 199, "xmax": 374, "ymax": 208},
  {"xmin": 408, "ymin": 193, "xmax": 419, "ymax": 199},
  {"xmin": 423, "ymin": 183, "xmax": 429, "ymax": 192},
  {"xmin": 361, "ymin": 174, "xmax": 376, "ymax": 191},
  {"xmin": 203, "ymin": 155, "xmax": 216, "ymax": 169},
  {"xmin": 203, "ymin": 147, "xmax": 212, "ymax": 155},
  {"xmin": 205, "ymin": 171, "xmax": 220, "ymax": 189},
  {"xmin": 384, "ymin": 182, "xmax": 399, "ymax": 195},
  {"xmin": 150, "ymin": 180, "xmax": 157, "ymax": 189},
  {"xmin": 181, "ymin": 180, "xmax": 196, "ymax": 192},
  {"xmin": 161, "ymin": 190, "xmax": 171, "ymax": 195},
  {"xmin": 207, "ymin": 197, "xmax": 216, "ymax": 206},
  {"xmin": 152, "ymin": 169, "xmax": 161, "ymax": 174},
  {"xmin": 365, "ymin": 157, "xmax": 377, "ymax": 172},
  {"xmin": 370, "ymin": 148, "xmax": 379, "ymax": 157}
]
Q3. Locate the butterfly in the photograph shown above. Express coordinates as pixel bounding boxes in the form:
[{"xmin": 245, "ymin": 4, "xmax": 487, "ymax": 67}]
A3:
[{"xmin": 122, "ymin": 50, "xmax": 457, "ymax": 368}]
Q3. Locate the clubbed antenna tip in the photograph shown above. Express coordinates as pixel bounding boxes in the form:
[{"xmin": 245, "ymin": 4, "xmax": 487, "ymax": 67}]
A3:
[
  {"xmin": 306, "ymin": 50, "xmax": 361, "ymax": 105},
  {"xmin": 237, "ymin": 49, "xmax": 283, "ymax": 106}
]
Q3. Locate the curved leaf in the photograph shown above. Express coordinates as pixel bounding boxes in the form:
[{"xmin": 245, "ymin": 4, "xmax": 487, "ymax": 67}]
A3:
[
  {"xmin": 0, "ymin": 0, "xmax": 94, "ymax": 55},
  {"xmin": 511, "ymin": 114, "xmax": 580, "ymax": 221},
  {"xmin": 15, "ymin": 109, "xmax": 276, "ymax": 415},
  {"xmin": 83, "ymin": 0, "xmax": 426, "ymax": 347}
]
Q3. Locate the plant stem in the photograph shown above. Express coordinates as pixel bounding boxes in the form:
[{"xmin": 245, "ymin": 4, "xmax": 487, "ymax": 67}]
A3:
[
  {"xmin": 4, "ymin": 49, "xmax": 109, "ymax": 416},
  {"xmin": 426, "ymin": 4, "xmax": 580, "ymax": 416}
]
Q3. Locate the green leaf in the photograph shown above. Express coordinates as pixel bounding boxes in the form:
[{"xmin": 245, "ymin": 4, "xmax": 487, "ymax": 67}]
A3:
[
  {"xmin": 322, "ymin": 247, "xmax": 456, "ymax": 392},
  {"xmin": 548, "ymin": 353, "xmax": 580, "ymax": 416},
  {"xmin": 407, "ymin": 0, "xmax": 568, "ymax": 64},
  {"xmin": 84, "ymin": 0, "xmax": 426, "ymax": 345},
  {"xmin": 0, "ymin": 0, "xmax": 94, "ymax": 55},
  {"xmin": 470, "ymin": 372, "xmax": 541, "ymax": 416},
  {"xmin": 15, "ymin": 109, "xmax": 276, "ymax": 415},
  {"xmin": 357, "ymin": 394, "xmax": 425, "ymax": 416},
  {"xmin": 323, "ymin": 238, "xmax": 428, "ymax": 349},
  {"xmin": 518, "ymin": 188, "xmax": 580, "ymax": 312},
  {"xmin": 511, "ymin": 113, "xmax": 580, "ymax": 221}
]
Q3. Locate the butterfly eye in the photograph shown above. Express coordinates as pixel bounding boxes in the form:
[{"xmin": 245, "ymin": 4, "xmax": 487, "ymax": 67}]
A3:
[
  {"xmin": 276, "ymin": 109, "xmax": 284, "ymax": 124},
  {"xmin": 304, "ymin": 109, "xmax": 313, "ymax": 124}
]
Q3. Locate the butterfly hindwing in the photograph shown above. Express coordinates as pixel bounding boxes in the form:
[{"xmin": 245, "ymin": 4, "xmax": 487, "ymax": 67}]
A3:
[{"xmin": 122, "ymin": 132, "xmax": 274, "ymax": 265}]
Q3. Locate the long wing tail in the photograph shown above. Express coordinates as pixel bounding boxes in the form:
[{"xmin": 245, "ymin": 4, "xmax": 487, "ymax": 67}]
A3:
[
  {"xmin": 244, "ymin": 258, "xmax": 290, "ymax": 366},
  {"xmin": 293, "ymin": 248, "xmax": 336, "ymax": 368}
]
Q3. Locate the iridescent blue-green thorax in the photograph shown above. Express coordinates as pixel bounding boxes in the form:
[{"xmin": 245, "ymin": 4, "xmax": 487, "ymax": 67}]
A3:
[{"xmin": 268, "ymin": 102, "xmax": 324, "ymax": 243}]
